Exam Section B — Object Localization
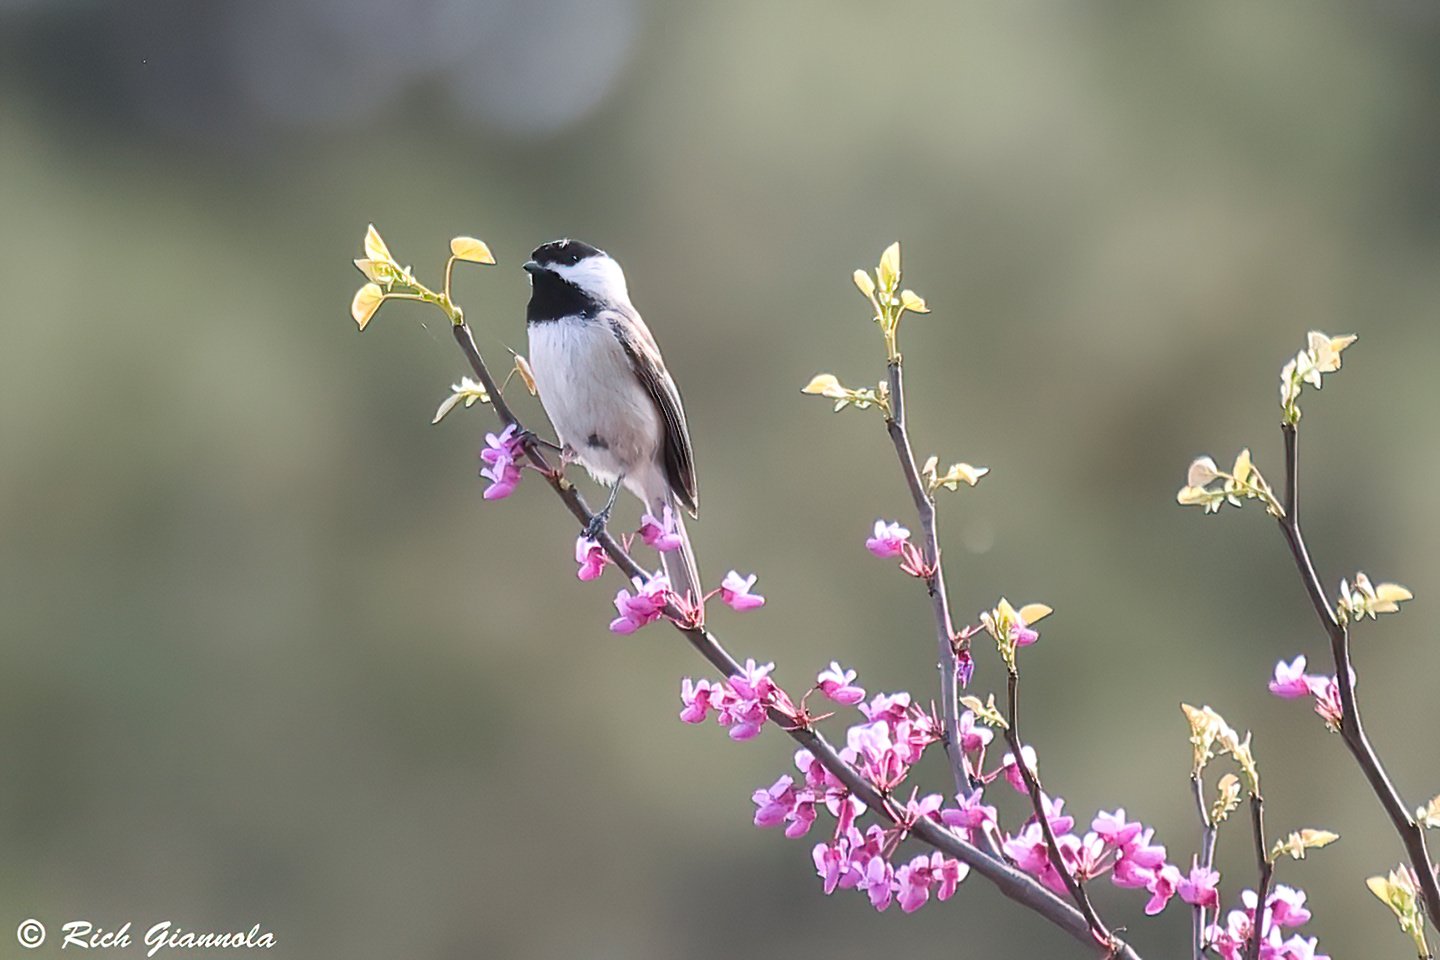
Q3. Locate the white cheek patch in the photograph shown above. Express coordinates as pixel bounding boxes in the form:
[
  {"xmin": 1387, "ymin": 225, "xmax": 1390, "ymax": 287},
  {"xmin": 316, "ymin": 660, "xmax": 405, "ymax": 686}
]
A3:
[{"xmin": 553, "ymin": 256, "xmax": 632, "ymax": 307}]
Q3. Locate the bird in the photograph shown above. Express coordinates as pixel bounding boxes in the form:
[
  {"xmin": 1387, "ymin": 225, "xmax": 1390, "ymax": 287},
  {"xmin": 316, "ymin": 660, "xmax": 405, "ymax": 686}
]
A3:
[{"xmin": 522, "ymin": 239, "xmax": 702, "ymax": 613}]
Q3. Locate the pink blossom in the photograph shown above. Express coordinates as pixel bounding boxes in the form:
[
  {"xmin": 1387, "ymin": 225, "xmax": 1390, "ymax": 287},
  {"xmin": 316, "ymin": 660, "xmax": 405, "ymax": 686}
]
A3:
[
  {"xmin": 1178, "ymin": 857, "xmax": 1220, "ymax": 909},
  {"xmin": 932, "ymin": 851, "xmax": 968, "ymax": 900},
  {"xmin": 752, "ymin": 775, "xmax": 798, "ymax": 827},
  {"xmin": 638, "ymin": 506, "xmax": 684, "ymax": 552},
  {"xmin": 1122, "ymin": 827, "xmax": 1168, "ymax": 869},
  {"xmin": 1278, "ymin": 934, "xmax": 1327, "ymax": 960},
  {"xmin": 719, "ymin": 570, "xmax": 766, "ymax": 611},
  {"xmin": 609, "ymin": 575, "xmax": 673, "ymax": 634},
  {"xmin": 574, "ymin": 536, "xmax": 609, "ymax": 581},
  {"xmin": 1092, "ymin": 809, "xmax": 1143, "ymax": 850},
  {"xmin": 1111, "ymin": 855, "xmax": 1155, "ymax": 890},
  {"xmin": 894, "ymin": 855, "xmax": 933, "ymax": 913},
  {"xmin": 715, "ymin": 658, "xmax": 791, "ymax": 741},
  {"xmin": 728, "ymin": 658, "xmax": 776, "ymax": 701},
  {"xmin": 1039, "ymin": 793, "xmax": 1074, "ymax": 834},
  {"xmin": 956, "ymin": 709, "xmax": 993, "ymax": 752},
  {"xmin": 1001, "ymin": 746, "xmax": 1038, "ymax": 793},
  {"xmin": 813, "ymin": 842, "xmax": 846, "ymax": 895},
  {"xmin": 1144, "ymin": 862, "xmax": 1182, "ymax": 915},
  {"xmin": 1268, "ymin": 656, "xmax": 1313, "ymax": 698},
  {"xmin": 1268, "ymin": 885, "xmax": 1311, "ymax": 927},
  {"xmin": 858, "ymin": 691, "xmax": 912, "ymax": 726},
  {"xmin": 855, "ymin": 855, "xmax": 895, "ymax": 911},
  {"xmin": 846, "ymin": 720, "xmax": 908, "ymax": 790},
  {"xmin": 902, "ymin": 792, "xmax": 945, "ymax": 826},
  {"xmin": 940, "ymin": 789, "xmax": 998, "ymax": 845},
  {"xmin": 1112, "ymin": 827, "xmax": 1167, "ymax": 891},
  {"xmin": 679, "ymin": 678, "xmax": 718, "ymax": 723},
  {"xmin": 865, "ymin": 519, "xmax": 911, "ymax": 558},
  {"xmin": 1002, "ymin": 822, "xmax": 1051, "ymax": 875},
  {"xmin": 816, "ymin": 661, "xmax": 866, "ymax": 705},
  {"xmin": 785, "ymin": 798, "xmax": 817, "ymax": 838},
  {"xmin": 1069, "ymin": 832, "xmax": 1109, "ymax": 881},
  {"xmin": 1308, "ymin": 674, "xmax": 1343, "ymax": 727},
  {"xmin": 479, "ymin": 424, "xmax": 525, "ymax": 499}
]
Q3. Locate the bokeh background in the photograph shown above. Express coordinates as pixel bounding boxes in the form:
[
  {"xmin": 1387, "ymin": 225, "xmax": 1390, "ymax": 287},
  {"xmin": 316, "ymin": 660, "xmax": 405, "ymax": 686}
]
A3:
[{"xmin": 3, "ymin": 1, "xmax": 1440, "ymax": 957}]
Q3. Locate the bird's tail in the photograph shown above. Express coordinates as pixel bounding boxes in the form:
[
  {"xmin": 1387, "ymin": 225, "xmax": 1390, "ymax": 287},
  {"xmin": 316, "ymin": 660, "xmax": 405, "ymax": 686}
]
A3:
[{"xmin": 655, "ymin": 496, "xmax": 703, "ymax": 625}]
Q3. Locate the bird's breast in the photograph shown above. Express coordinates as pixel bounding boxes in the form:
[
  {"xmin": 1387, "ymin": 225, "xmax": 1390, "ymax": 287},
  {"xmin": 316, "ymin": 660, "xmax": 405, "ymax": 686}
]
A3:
[{"xmin": 527, "ymin": 316, "xmax": 662, "ymax": 483}]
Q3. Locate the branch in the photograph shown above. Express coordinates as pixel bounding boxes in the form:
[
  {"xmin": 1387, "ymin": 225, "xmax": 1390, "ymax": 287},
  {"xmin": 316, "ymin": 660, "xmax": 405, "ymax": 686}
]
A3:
[
  {"xmin": 884, "ymin": 358, "xmax": 969, "ymax": 797},
  {"xmin": 1190, "ymin": 776, "xmax": 1217, "ymax": 960},
  {"xmin": 449, "ymin": 317, "xmax": 1143, "ymax": 960},
  {"xmin": 1276, "ymin": 423, "xmax": 1440, "ymax": 923},
  {"xmin": 1243, "ymin": 791, "xmax": 1272, "ymax": 960},
  {"xmin": 1004, "ymin": 670, "xmax": 1115, "ymax": 949}
]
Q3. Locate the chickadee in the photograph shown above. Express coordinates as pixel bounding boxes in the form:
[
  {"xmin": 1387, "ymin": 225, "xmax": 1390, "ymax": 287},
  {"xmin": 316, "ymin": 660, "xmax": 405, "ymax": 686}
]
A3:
[{"xmin": 523, "ymin": 240, "xmax": 702, "ymax": 610}]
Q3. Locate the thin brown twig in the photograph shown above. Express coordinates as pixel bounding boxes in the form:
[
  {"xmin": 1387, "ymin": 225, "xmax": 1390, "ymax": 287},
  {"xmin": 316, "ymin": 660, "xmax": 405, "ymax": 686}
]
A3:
[
  {"xmin": 1003, "ymin": 670, "xmax": 1115, "ymax": 950},
  {"xmin": 884, "ymin": 358, "xmax": 969, "ymax": 798},
  {"xmin": 1244, "ymin": 792, "xmax": 1272, "ymax": 960},
  {"xmin": 1275, "ymin": 424, "xmax": 1440, "ymax": 923},
  {"xmin": 1190, "ymin": 776, "xmax": 1217, "ymax": 960}
]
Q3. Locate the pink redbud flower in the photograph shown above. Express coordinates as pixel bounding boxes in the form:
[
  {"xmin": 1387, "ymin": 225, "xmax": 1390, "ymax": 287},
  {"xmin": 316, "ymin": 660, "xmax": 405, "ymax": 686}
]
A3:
[
  {"xmin": 940, "ymin": 789, "xmax": 998, "ymax": 845},
  {"xmin": 865, "ymin": 519, "xmax": 911, "ymax": 558},
  {"xmin": 752, "ymin": 775, "xmax": 798, "ymax": 828},
  {"xmin": 729, "ymin": 658, "xmax": 776, "ymax": 701},
  {"xmin": 719, "ymin": 570, "xmax": 766, "ymax": 611},
  {"xmin": 1040, "ymin": 793, "xmax": 1074, "ymax": 834},
  {"xmin": 575, "ymin": 536, "xmax": 609, "ymax": 581},
  {"xmin": 1011, "ymin": 622, "xmax": 1039, "ymax": 647},
  {"xmin": 786, "ymin": 798, "xmax": 817, "ymax": 838},
  {"xmin": 1144, "ymin": 862, "xmax": 1182, "ymax": 915},
  {"xmin": 1309, "ymin": 674, "xmax": 1343, "ymax": 728},
  {"xmin": 1268, "ymin": 656, "xmax": 1313, "ymax": 698},
  {"xmin": 1268, "ymin": 885, "xmax": 1311, "ymax": 927},
  {"xmin": 1002, "ymin": 822, "xmax": 1051, "ymax": 874},
  {"xmin": 1069, "ymin": 832, "xmax": 1109, "ymax": 881},
  {"xmin": 1092, "ymin": 809, "xmax": 1144, "ymax": 850},
  {"xmin": 716, "ymin": 659, "xmax": 791, "ymax": 741},
  {"xmin": 956, "ymin": 709, "xmax": 993, "ymax": 752},
  {"xmin": 895, "ymin": 852, "xmax": 965, "ymax": 913},
  {"xmin": 859, "ymin": 691, "xmax": 912, "ymax": 725},
  {"xmin": 679, "ymin": 678, "xmax": 719, "ymax": 723},
  {"xmin": 479, "ymin": 424, "xmax": 525, "ymax": 500},
  {"xmin": 932, "ymin": 851, "xmax": 968, "ymax": 901},
  {"xmin": 816, "ymin": 661, "xmax": 866, "ymax": 705},
  {"xmin": 1111, "ymin": 855, "xmax": 1155, "ymax": 890},
  {"xmin": 902, "ymin": 792, "xmax": 945, "ymax": 826},
  {"xmin": 856, "ymin": 855, "xmax": 895, "ymax": 911},
  {"xmin": 1001, "ymin": 746, "xmax": 1038, "ymax": 793},
  {"xmin": 1279, "ymin": 934, "xmax": 1327, "ymax": 960},
  {"xmin": 609, "ymin": 575, "xmax": 672, "ymax": 634},
  {"xmin": 638, "ymin": 505, "xmax": 684, "ymax": 552},
  {"xmin": 813, "ymin": 841, "xmax": 847, "ymax": 895},
  {"xmin": 1178, "ymin": 857, "xmax": 1220, "ymax": 908}
]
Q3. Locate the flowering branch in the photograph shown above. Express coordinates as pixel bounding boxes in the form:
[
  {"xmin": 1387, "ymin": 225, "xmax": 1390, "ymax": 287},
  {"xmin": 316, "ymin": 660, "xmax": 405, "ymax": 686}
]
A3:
[
  {"xmin": 1276, "ymin": 406, "xmax": 1440, "ymax": 927},
  {"xmin": 884, "ymin": 357, "xmax": 969, "ymax": 795},
  {"xmin": 1181, "ymin": 330, "xmax": 1440, "ymax": 951},
  {"xmin": 1003, "ymin": 670, "xmax": 1114, "ymax": 948},
  {"xmin": 1246, "ymin": 789, "xmax": 1273, "ymax": 960},
  {"xmin": 352, "ymin": 228, "xmax": 1144, "ymax": 960}
]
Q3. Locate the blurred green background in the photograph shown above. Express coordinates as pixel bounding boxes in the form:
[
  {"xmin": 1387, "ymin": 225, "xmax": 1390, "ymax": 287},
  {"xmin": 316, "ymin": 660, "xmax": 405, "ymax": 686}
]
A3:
[{"xmin": 3, "ymin": 1, "xmax": 1439, "ymax": 957}]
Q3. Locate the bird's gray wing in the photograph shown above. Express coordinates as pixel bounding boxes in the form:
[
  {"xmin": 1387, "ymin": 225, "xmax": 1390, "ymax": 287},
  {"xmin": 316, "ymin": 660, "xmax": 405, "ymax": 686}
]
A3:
[{"xmin": 608, "ymin": 308, "xmax": 698, "ymax": 515}]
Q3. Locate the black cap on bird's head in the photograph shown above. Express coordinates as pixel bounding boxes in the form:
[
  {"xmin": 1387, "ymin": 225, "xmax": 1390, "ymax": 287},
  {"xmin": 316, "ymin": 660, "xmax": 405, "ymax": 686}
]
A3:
[
  {"xmin": 524, "ymin": 239, "xmax": 604, "ymax": 272},
  {"xmin": 523, "ymin": 239, "xmax": 629, "ymax": 321}
]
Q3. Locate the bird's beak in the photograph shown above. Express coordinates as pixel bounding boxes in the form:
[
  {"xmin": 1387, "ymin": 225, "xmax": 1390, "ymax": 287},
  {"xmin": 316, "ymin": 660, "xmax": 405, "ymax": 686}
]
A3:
[{"xmin": 522, "ymin": 260, "xmax": 540, "ymax": 274}]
